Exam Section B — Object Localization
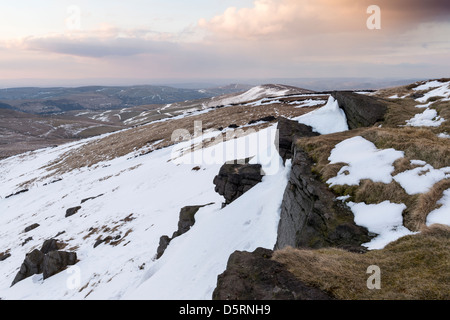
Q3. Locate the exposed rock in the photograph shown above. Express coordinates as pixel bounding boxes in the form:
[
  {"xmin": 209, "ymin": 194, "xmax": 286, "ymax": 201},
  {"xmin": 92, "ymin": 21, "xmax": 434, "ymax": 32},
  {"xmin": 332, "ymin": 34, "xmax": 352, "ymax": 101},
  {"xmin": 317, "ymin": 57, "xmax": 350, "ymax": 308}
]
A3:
[
  {"xmin": 5, "ymin": 189, "xmax": 29, "ymax": 199},
  {"xmin": 24, "ymin": 223, "xmax": 40, "ymax": 233},
  {"xmin": 228, "ymin": 124, "xmax": 239, "ymax": 129},
  {"xmin": 11, "ymin": 249, "xmax": 44, "ymax": 286},
  {"xmin": 213, "ymin": 248, "xmax": 332, "ymax": 300},
  {"xmin": 65, "ymin": 206, "xmax": 82, "ymax": 218},
  {"xmin": 93, "ymin": 236, "xmax": 113, "ymax": 248},
  {"xmin": 41, "ymin": 239, "xmax": 59, "ymax": 254},
  {"xmin": 42, "ymin": 251, "xmax": 77, "ymax": 279},
  {"xmin": 275, "ymin": 146, "xmax": 371, "ymax": 250},
  {"xmin": 276, "ymin": 117, "xmax": 319, "ymax": 163},
  {"xmin": 331, "ymin": 91, "xmax": 387, "ymax": 129},
  {"xmin": 248, "ymin": 115, "xmax": 277, "ymax": 125},
  {"xmin": 21, "ymin": 237, "xmax": 33, "ymax": 246},
  {"xmin": 156, "ymin": 236, "xmax": 171, "ymax": 259},
  {"xmin": 156, "ymin": 204, "xmax": 214, "ymax": 259},
  {"xmin": 81, "ymin": 194, "xmax": 104, "ymax": 204},
  {"xmin": 213, "ymin": 163, "xmax": 263, "ymax": 206},
  {"xmin": 0, "ymin": 251, "xmax": 11, "ymax": 262},
  {"xmin": 12, "ymin": 239, "xmax": 77, "ymax": 286}
]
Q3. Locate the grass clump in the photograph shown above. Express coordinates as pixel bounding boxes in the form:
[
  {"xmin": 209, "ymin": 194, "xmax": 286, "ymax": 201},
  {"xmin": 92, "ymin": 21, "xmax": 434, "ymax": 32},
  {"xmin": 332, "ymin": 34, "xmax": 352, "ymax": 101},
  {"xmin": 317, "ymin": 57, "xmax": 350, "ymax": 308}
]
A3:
[{"xmin": 273, "ymin": 224, "xmax": 450, "ymax": 300}]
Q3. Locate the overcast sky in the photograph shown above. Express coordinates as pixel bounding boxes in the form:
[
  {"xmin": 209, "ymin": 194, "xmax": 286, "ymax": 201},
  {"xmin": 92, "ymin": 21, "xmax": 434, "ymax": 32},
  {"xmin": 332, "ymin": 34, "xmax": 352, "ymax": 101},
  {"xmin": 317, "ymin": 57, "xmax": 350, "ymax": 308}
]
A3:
[{"xmin": 1, "ymin": 0, "xmax": 449, "ymax": 86}]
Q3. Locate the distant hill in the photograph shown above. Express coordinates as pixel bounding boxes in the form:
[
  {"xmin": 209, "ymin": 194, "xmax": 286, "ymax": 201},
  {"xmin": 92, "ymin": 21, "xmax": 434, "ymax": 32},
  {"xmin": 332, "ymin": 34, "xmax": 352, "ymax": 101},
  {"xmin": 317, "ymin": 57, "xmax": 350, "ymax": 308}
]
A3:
[{"xmin": 0, "ymin": 84, "xmax": 253, "ymax": 114}]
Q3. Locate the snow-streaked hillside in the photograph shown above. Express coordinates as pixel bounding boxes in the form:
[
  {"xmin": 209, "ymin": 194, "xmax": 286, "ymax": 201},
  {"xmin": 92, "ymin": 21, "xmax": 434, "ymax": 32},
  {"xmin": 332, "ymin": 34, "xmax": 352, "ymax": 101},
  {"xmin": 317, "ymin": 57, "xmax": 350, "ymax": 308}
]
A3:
[
  {"xmin": 1, "ymin": 80, "xmax": 449, "ymax": 300},
  {"xmin": 0, "ymin": 91, "xmax": 333, "ymax": 300}
]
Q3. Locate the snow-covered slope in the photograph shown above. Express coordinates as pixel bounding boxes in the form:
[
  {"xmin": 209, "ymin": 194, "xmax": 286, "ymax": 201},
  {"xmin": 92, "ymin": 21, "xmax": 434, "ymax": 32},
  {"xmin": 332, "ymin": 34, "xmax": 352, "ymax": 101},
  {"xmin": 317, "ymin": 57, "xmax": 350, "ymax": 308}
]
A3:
[{"xmin": 1, "ymin": 80, "xmax": 449, "ymax": 300}]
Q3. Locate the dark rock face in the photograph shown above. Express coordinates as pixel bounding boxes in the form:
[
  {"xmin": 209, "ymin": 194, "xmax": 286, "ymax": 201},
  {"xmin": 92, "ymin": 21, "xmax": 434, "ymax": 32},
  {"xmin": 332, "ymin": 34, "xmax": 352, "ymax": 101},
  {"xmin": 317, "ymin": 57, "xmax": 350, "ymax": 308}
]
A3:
[
  {"xmin": 156, "ymin": 204, "xmax": 213, "ymax": 259},
  {"xmin": 213, "ymin": 163, "xmax": 263, "ymax": 206},
  {"xmin": 11, "ymin": 239, "xmax": 77, "ymax": 286},
  {"xmin": 212, "ymin": 248, "xmax": 332, "ymax": 300},
  {"xmin": 5, "ymin": 189, "xmax": 29, "ymax": 199},
  {"xmin": 276, "ymin": 117, "xmax": 319, "ymax": 163},
  {"xmin": 11, "ymin": 249, "xmax": 44, "ymax": 286},
  {"xmin": 80, "ymin": 194, "xmax": 104, "ymax": 204},
  {"xmin": 331, "ymin": 91, "xmax": 387, "ymax": 129},
  {"xmin": 156, "ymin": 236, "xmax": 171, "ymax": 259},
  {"xmin": 65, "ymin": 206, "xmax": 81, "ymax": 218},
  {"xmin": 24, "ymin": 223, "xmax": 40, "ymax": 233},
  {"xmin": 173, "ymin": 205, "xmax": 203, "ymax": 237},
  {"xmin": 41, "ymin": 239, "xmax": 59, "ymax": 254},
  {"xmin": 275, "ymin": 147, "xmax": 371, "ymax": 250},
  {"xmin": 0, "ymin": 251, "xmax": 11, "ymax": 262},
  {"xmin": 42, "ymin": 251, "xmax": 77, "ymax": 279}
]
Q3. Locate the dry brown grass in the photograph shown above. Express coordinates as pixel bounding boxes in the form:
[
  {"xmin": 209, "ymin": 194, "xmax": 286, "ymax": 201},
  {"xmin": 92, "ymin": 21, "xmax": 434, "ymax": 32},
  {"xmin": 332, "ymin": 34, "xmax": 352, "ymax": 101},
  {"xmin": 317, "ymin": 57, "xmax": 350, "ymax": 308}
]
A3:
[
  {"xmin": 273, "ymin": 224, "xmax": 450, "ymax": 300},
  {"xmin": 295, "ymin": 125, "xmax": 449, "ymax": 232},
  {"xmin": 362, "ymin": 127, "xmax": 450, "ymax": 169},
  {"xmin": 408, "ymin": 179, "xmax": 450, "ymax": 231}
]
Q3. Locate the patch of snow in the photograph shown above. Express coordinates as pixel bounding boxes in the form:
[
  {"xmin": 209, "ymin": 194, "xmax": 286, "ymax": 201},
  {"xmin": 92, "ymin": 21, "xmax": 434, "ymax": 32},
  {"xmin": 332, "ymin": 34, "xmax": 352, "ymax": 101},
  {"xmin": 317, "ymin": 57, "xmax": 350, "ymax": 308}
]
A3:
[
  {"xmin": 293, "ymin": 96, "xmax": 348, "ymax": 134},
  {"xmin": 415, "ymin": 81, "xmax": 450, "ymax": 103},
  {"xmin": 326, "ymin": 136, "xmax": 404, "ymax": 186},
  {"xmin": 413, "ymin": 80, "xmax": 447, "ymax": 91},
  {"xmin": 406, "ymin": 108, "xmax": 445, "ymax": 127},
  {"xmin": 348, "ymin": 201, "xmax": 413, "ymax": 250},
  {"xmin": 393, "ymin": 164, "xmax": 450, "ymax": 195},
  {"xmin": 292, "ymin": 99, "xmax": 327, "ymax": 108},
  {"xmin": 437, "ymin": 133, "xmax": 450, "ymax": 139},
  {"xmin": 426, "ymin": 188, "xmax": 450, "ymax": 226}
]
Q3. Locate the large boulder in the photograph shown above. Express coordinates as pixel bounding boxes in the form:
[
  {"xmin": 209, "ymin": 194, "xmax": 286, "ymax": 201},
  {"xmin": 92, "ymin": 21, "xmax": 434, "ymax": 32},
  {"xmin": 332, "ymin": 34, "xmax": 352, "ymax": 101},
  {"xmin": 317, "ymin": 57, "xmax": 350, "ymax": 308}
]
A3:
[
  {"xmin": 11, "ymin": 249, "xmax": 44, "ymax": 286},
  {"xmin": 11, "ymin": 239, "xmax": 77, "ymax": 286},
  {"xmin": 212, "ymin": 248, "xmax": 332, "ymax": 300},
  {"xmin": 277, "ymin": 117, "xmax": 319, "ymax": 163},
  {"xmin": 65, "ymin": 206, "xmax": 82, "ymax": 218},
  {"xmin": 42, "ymin": 251, "xmax": 77, "ymax": 279},
  {"xmin": 213, "ymin": 163, "xmax": 263, "ymax": 206},
  {"xmin": 275, "ymin": 146, "xmax": 371, "ymax": 250},
  {"xmin": 331, "ymin": 91, "xmax": 387, "ymax": 129}
]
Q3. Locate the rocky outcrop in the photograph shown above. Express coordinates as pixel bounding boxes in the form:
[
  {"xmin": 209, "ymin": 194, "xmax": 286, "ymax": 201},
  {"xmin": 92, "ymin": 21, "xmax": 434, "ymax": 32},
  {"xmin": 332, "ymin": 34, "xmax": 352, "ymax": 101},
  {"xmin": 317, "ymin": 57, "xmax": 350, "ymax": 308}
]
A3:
[
  {"xmin": 11, "ymin": 249, "xmax": 44, "ymax": 286},
  {"xmin": 276, "ymin": 117, "xmax": 319, "ymax": 163},
  {"xmin": 275, "ymin": 146, "xmax": 371, "ymax": 250},
  {"xmin": 5, "ymin": 189, "xmax": 29, "ymax": 199},
  {"xmin": 213, "ymin": 163, "xmax": 263, "ymax": 206},
  {"xmin": 331, "ymin": 91, "xmax": 387, "ymax": 129},
  {"xmin": 11, "ymin": 239, "xmax": 77, "ymax": 286},
  {"xmin": 212, "ymin": 248, "xmax": 332, "ymax": 300},
  {"xmin": 65, "ymin": 206, "xmax": 81, "ymax": 218},
  {"xmin": 24, "ymin": 223, "xmax": 40, "ymax": 233},
  {"xmin": 0, "ymin": 251, "xmax": 11, "ymax": 262},
  {"xmin": 42, "ymin": 251, "xmax": 77, "ymax": 279},
  {"xmin": 156, "ymin": 204, "xmax": 213, "ymax": 259}
]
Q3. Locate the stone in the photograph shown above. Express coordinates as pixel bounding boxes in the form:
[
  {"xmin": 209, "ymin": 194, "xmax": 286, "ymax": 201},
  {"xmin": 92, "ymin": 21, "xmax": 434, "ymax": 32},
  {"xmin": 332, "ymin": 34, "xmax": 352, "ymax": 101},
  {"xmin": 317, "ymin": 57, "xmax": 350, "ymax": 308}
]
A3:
[
  {"xmin": 276, "ymin": 117, "xmax": 319, "ymax": 163},
  {"xmin": 11, "ymin": 249, "xmax": 44, "ymax": 286},
  {"xmin": 156, "ymin": 236, "xmax": 171, "ymax": 259},
  {"xmin": 156, "ymin": 204, "xmax": 213, "ymax": 259},
  {"xmin": 331, "ymin": 91, "xmax": 387, "ymax": 129},
  {"xmin": 0, "ymin": 251, "xmax": 11, "ymax": 262},
  {"xmin": 65, "ymin": 206, "xmax": 82, "ymax": 218},
  {"xmin": 212, "ymin": 248, "xmax": 332, "ymax": 300},
  {"xmin": 41, "ymin": 239, "xmax": 59, "ymax": 254},
  {"xmin": 24, "ymin": 223, "xmax": 40, "ymax": 233},
  {"xmin": 42, "ymin": 251, "xmax": 77, "ymax": 279},
  {"xmin": 213, "ymin": 163, "xmax": 263, "ymax": 206},
  {"xmin": 274, "ymin": 146, "xmax": 371, "ymax": 250}
]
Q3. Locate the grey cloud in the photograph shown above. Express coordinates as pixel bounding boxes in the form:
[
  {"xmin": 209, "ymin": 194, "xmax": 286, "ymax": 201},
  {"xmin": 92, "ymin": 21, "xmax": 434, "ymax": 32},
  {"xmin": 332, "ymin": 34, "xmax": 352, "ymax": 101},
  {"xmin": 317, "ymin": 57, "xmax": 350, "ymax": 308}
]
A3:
[{"xmin": 23, "ymin": 36, "xmax": 177, "ymax": 58}]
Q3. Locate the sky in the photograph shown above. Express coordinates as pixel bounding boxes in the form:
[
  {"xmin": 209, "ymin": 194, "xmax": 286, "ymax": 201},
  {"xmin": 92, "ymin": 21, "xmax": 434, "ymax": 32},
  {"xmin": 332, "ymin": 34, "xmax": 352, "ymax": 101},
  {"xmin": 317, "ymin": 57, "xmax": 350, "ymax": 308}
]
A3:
[{"xmin": 0, "ymin": 0, "xmax": 449, "ymax": 86}]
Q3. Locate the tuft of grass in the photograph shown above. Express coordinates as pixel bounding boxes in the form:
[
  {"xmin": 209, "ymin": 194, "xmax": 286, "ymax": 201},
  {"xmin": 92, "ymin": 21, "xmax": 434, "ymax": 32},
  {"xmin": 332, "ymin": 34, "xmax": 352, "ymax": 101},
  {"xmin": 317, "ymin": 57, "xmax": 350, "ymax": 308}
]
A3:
[
  {"xmin": 273, "ymin": 224, "xmax": 450, "ymax": 300},
  {"xmin": 408, "ymin": 179, "xmax": 450, "ymax": 231},
  {"xmin": 361, "ymin": 127, "xmax": 450, "ymax": 169}
]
